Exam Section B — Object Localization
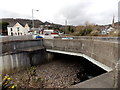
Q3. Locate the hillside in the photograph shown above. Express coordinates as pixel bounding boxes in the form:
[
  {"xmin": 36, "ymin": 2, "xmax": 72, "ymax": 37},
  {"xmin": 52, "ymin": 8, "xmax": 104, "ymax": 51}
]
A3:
[
  {"xmin": 0, "ymin": 18, "xmax": 44, "ymax": 28},
  {"xmin": 0, "ymin": 18, "xmax": 63, "ymax": 29}
]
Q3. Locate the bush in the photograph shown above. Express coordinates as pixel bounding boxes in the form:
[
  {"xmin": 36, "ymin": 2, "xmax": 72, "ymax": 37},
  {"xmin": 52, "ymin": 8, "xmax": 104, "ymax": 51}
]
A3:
[
  {"xmin": 2, "ymin": 75, "xmax": 16, "ymax": 89},
  {"xmin": 90, "ymin": 30, "xmax": 100, "ymax": 36},
  {"xmin": 79, "ymin": 28, "xmax": 92, "ymax": 36}
]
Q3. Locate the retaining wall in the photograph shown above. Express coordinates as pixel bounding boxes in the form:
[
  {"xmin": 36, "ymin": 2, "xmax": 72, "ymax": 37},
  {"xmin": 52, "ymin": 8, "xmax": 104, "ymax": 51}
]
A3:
[
  {"xmin": 0, "ymin": 36, "xmax": 47, "ymax": 74},
  {"xmin": 0, "ymin": 36, "xmax": 120, "ymax": 88},
  {"xmin": 44, "ymin": 39, "xmax": 119, "ymax": 69},
  {"xmin": 44, "ymin": 38, "xmax": 120, "ymax": 88}
]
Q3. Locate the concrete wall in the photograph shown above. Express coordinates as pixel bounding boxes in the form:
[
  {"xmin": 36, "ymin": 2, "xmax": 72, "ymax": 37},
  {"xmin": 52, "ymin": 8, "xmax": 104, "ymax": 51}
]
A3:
[
  {"xmin": 1, "ymin": 35, "xmax": 33, "ymax": 42},
  {"xmin": 44, "ymin": 38, "xmax": 120, "ymax": 88},
  {"xmin": 55, "ymin": 36, "xmax": 120, "ymax": 42},
  {"xmin": 1, "ymin": 52, "xmax": 30, "ymax": 74},
  {"xmin": 116, "ymin": 44, "xmax": 120, "ymax": 88},
  {"xmin": 0, "ymin": 37, "xmax": 46, "ymax": 74},
  {"xmin": 0, "ymin": 39, "xmax": 43, "ymax": 54},
  {"xmin": 0, "ymin": 36, "xmax": 119, "ymax": 88},
  {"xmin": 1, "ymin": 49, "xmax": 47, "ymax": 75},
  {"xmin": 44, "ymin": 39, "xmax": 119, "ymax": 69}
]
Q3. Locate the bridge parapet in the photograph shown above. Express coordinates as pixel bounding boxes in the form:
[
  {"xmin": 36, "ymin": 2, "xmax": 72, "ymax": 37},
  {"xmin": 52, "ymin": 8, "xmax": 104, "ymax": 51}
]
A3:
[
  {"xmin": 0, "ymin": 36, "xmax": 46, "ymax": 74},
  {"xmin": 0, "ymin": 35, "xmax": 43, "ymax": 55},
  {"xmin": 0, "ymin": 35, "xmax": 33, "ymax": 42},
  {"xmin": 44, "ymin": 37, "xmax": 120, "ymax": 88},
  {"xmin": 44, "ymin": 38, "xmax": 119, "ymax": 69},
  {"xmin": 55, "ymin": 36, "xmax": 120, "ymax": 42},
  {"xmin": 0, "ymin": 36, "xmax": 120, "ymax": 88}
]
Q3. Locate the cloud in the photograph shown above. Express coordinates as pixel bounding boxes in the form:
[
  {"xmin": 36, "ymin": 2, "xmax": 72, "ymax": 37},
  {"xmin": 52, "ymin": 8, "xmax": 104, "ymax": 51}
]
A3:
[
  {"xmin": 0, "ymin": 9, "xmax": 31, "ymax": 19},
  {"xmin": 118, "ymin": 1, "xmax": 120, "ymax": 21},
  {"xmin": 0, "ymin": 0, "xmax": 119, "ymax": 25},
  {"xmin": 54, "ymin": 1, "xmax": 92, "ymax": 25},
  {"xmin": 54, "ymin": 0, "xmax": 118, "ymax": 25}
]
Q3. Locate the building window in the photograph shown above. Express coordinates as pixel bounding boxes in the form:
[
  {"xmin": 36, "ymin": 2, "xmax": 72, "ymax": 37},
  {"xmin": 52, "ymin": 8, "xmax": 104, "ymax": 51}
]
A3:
[
  {"xmin": 18, "ymin": 32, "xmax": 19, "ymax": 35},
  {"xmin": 11, "ymin": 28, "xmax": 12, "ymax": 31},
  {"xmin": 17, "ymin": 27, "xmax": 19, "ymax": 31},
  {"xmin": 11, "ymin": 32, "xmax": 13, "ymax": 36}
]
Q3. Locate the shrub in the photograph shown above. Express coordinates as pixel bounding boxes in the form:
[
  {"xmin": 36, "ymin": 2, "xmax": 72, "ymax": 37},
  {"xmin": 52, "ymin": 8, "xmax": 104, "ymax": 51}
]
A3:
[
  {"xmin": 79, "ymin": 28, "xmax": 92, "ymax": 36},
  {"xmin": 2, "ymin": 75, "xmax": 16, "ymax": 89}
]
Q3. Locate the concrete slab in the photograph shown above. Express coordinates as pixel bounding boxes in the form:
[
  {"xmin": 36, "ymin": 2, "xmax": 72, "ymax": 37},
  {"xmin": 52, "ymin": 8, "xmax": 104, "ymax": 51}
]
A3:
[
  {"xmin": 71, "ymin": 71, "xmax": 115, "ymax": 88},
  {"xmin": 46, "ymin": 49, "xmax": 113, "ymax": 72},
  {"xmin": 18, "ymin": 46, "xmax": 45, "ymax": 52}
]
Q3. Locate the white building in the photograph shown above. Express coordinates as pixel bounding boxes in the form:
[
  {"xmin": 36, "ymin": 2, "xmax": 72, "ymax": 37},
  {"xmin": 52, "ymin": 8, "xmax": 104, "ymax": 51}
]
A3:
[
  {"xmin": 7, "ymin": 22, "xmax": 30, "ymax": 36},
  {"xmin": 43, "ymin": 29, "xmax": 54, "ymax": 35}
]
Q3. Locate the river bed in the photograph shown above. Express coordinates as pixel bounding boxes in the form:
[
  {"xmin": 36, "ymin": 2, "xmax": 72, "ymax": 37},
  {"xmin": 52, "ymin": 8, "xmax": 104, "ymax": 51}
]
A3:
[
  {"xmin": 9, "ymin": 53, "xmax": 106, "ymax": 88},
  {"xmin": 9, "ymin": 59, "xmax": 84, "ymax": 88}
]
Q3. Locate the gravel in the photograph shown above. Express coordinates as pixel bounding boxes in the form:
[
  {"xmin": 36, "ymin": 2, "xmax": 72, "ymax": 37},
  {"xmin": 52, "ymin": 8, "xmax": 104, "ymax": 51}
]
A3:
[{"xmin": 10, "ymin": 59, "xmax": 83, "ymax": 88}]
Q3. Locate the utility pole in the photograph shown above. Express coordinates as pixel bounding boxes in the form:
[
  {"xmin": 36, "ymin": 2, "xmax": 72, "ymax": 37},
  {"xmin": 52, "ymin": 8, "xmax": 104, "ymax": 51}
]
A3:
[
  {"xmin": 32, "ymin": 9, "xmax": 39, "ymax": 31},
  {"xmin": 32, "ymin": 9, "xmax": 34, "ymax": 30}
]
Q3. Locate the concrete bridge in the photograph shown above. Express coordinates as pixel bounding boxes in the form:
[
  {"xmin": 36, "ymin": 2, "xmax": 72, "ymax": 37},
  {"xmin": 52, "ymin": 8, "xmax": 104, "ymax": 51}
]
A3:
[
  {"xmin": 44, "ymin": 37, "xmax": 120, "ymax": 88},
  {"xmin": 44, "ymin": 37, "xmax": 119, "ymax": 71},
  {"xmin": 0, "ymin": 35, "xmax": 120, "ymax": 88}
]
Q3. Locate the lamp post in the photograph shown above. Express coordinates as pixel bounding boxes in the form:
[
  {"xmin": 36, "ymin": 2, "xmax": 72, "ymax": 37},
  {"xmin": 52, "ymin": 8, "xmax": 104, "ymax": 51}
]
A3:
[{"xmin": 32, "ymin": 9, "xmax": 39, "ymax": 31}]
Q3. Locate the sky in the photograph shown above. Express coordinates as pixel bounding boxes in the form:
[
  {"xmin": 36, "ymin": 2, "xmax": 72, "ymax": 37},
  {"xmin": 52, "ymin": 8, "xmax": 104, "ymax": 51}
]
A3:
[{"xmin": 0, "ymin": 0, "xmax": 119, "ymax": 25}]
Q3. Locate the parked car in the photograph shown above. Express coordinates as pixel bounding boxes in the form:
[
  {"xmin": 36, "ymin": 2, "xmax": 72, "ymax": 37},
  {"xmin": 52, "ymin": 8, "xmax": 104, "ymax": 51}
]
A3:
[
  {"xmin": 62, "ymin": 37, "xmax": 73, "ymax": 40},
  {"xmin": 32, "ymin": 34, "xmax": 43, "ymax": 39}
]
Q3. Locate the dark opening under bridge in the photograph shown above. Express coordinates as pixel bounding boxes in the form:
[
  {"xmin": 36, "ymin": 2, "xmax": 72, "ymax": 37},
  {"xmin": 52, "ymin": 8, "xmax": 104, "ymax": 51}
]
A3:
[{"xmin": 0, "ymin": 35, "xmax": 120, "ymax": 88}]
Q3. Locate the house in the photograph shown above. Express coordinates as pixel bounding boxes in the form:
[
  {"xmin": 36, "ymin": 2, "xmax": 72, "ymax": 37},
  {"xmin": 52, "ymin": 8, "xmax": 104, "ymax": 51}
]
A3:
[
  {"xmin": 42, "ymin": 29, "xmax": 59, "ymax": 37},
  {"xmin": 106, "ymin": 26, "xmax": 114, "ymax": 33},
  {"xmin": 43, "ymin": 29, "xmax": 54, "ymax": 35},
  {"xmin": 31, "ymin": 27, "xmax": 43, "ymax": 34},
  {"xmin": 101, "ymin": 26, "xmax": 115, "ymax": 35},
  {"xmin": 101, "ymin": 17, "xmax": 116, "ymax": 35},
  {"xmin": 7, "ymin": 22, "xmax": 30, "ymax": 36}
]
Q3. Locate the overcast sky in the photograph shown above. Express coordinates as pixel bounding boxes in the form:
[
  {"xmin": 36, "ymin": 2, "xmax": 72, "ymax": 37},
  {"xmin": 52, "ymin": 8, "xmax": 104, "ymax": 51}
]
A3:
[{"xmin": 0, "ymin": 0, "xmax": 119, "ymax": 25}]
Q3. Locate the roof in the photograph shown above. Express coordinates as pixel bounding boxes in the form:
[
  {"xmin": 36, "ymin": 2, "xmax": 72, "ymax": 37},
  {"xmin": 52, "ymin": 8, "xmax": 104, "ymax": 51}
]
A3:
[
  {"xmin": 44, "ymin": 21, "xmax": 52, "ymax": 25},
  {"xmin": 8, "ymin": 22, "xmax": 17, "ymax": 27},
  {"xmin": 8, "ymin": 22, "xmax": 27, "ymax": 27},
  {"xmin": 2, "ymin": 18, "xmax": 43, "ymax": 28}
]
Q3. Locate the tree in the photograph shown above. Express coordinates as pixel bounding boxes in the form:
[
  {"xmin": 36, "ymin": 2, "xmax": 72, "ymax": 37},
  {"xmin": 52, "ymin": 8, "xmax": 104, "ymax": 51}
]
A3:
[
  {"xmin": 68, "ymin": 26, "xmax": 75, "ymax": 33},
  {"xmin": 0, "ymin": 22, "xmax": 9, "ymax": 30},
  {"xmin": 79, "ymin": 28, "xmax": 92, "ymax": 36},
  {"xmin": 0, "ymin": 22, "xmax": 9, "ymax": 35}
]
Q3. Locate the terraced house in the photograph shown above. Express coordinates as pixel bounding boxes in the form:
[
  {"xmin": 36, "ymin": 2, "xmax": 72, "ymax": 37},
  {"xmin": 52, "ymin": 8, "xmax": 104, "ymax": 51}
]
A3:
[{"xmin": 7, "ymin": 22, "xmax": 30, "ymax": 36}]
